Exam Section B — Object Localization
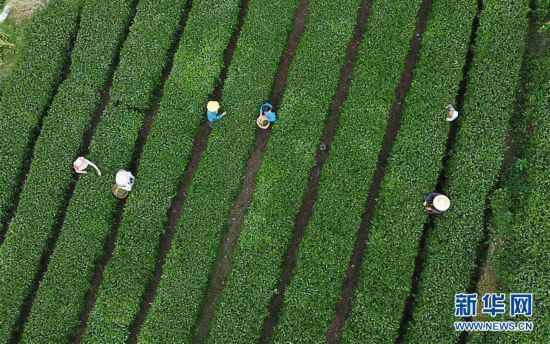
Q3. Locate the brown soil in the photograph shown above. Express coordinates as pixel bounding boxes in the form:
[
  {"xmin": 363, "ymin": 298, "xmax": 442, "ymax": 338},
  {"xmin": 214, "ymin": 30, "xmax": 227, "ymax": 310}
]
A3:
[
  {"xmin": 125, "ymin": 1, "xmax": 249, "ymax": 343},
  {"xmin": 476, "ymin": 238, "xmax": 508, "ymax": 309},
  {"xmin": 192, "ymin": 1, "xmax": 309, "ymax": 342},
  {"xmin": 324, "ymin": 0, "xmax": 434, "ymax": 342}
]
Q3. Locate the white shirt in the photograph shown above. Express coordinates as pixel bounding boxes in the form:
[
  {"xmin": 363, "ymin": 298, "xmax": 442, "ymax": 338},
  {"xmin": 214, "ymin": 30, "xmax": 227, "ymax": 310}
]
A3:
[{"xmin": 116, "ymin": 170, "xmax": 135, "ymax": 191}]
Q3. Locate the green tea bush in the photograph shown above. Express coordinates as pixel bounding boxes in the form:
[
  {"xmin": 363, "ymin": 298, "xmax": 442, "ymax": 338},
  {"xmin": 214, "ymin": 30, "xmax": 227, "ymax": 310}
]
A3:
[
  {"xmin": 209, "ymin": 0, "xmax": 368, "ymax": 342},
  {"xmin": 405, "ymin": 0, "xmax": 530, "ymax": 342},
  {"xmin": 0, "ymin": 0, "xmax": 81, "ymax": 228},
  {"xmin": 342, "ymin": 0, "xmax": 477, "ymax": 342},
  {"xmin": 61, "ymin": 1, "xmax": 241, "ymax": 342},
  {"xmin": 138, "ymin": 0, "xmax": 302, "ymax": 341},
  {"xmin": 0, "ymin": 0, "xmax": 186, "ymax": 342},
  {"xmin": 481, "ymin": 30, "xmax": 549, "ymax": 344},
  {"xmin": 0, "ymin": 0, "xmax": 138, "ymax": 340},
  {"xmin": 108, "ymin": 0, "xmax": 186, "ymax": 111},
  {"xmin": 14, "ymin": 1, "xmax": 136, "ymax": 342}
]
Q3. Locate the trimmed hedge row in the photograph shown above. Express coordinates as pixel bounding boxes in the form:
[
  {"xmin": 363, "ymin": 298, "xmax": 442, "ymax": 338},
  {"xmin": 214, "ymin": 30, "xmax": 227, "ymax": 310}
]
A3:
[
  {"xmin": 0, "ymin": 0, "xmax": 184, "ymax": 342},
  {"xmin": 496, "ymin": 32, "xmax": 550, "ymax": 344},
  {"xmin": 341, "ymin": 0, "xmax": 477, "ymax": 342},
  {"xmin": 68, "ymin": 0, "xmax": 135, "ymax": 89},
  {"xmin": 404, "ymin": 1, "xmax": 530, "ymax": 342},
  {"xmin": 271, "ymin": 0, "xmax": 437, "ymax": 340},
  {"xmin": 139, "ymin": 0, "xmax": 300, "ymax": 342},
  {"xmin": 0, "ymin": 84, "xmax": 98, "ymax": 342},
  {"xmin": 0, "ymin": 1, "xmax": 134, "ymax": 341},
  {"xmin": 108, "ymin": 0, "xmax": 187, "ymax": 111},
  {"xmin": 56, "ymin": 1, "xmax": 240, "ymax": 343},
  {"xmin": 535, "ymin": 0, "xmax": 550, "ymax": 17},
  {"xmin": 12, "ymin": 1, "xmax": 136, "ymax": 342},
  {"xmin": 0, "ymin": 0, "xmax": 82, "ymax": 229},
  {"xmin": 208, "ymin": 0, "xmax": 363, "ymax": 342}
]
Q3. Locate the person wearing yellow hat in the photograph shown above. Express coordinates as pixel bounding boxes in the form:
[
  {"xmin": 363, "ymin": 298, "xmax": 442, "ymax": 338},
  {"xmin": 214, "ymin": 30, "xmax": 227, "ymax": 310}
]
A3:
[
  {"xmin": 206, "ymin": 100, "xmax": 226, "ymax": 127},
  {"xmin": 423, "ymin": 192, "xmax": 451, "ymax": 214}
]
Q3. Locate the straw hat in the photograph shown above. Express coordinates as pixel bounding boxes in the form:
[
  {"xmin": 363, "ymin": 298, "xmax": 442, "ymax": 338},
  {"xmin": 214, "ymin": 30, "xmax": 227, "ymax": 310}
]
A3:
[
  {"xmin": 207, "ymin": 101, "xmax": 220, "ymax": 112},
  {"xmin": 433, "ymin": 195, "xmax": 451, "ymax": 211}
]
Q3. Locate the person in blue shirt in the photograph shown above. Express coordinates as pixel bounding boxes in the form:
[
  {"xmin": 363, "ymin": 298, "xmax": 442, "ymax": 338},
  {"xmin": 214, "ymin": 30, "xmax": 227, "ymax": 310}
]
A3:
[
  {"xmin": 207, "ymin": 101, "xmax": 226, "ymax": 127},
  {"xmin": 260, "ymin": 102, "xmax": 277, "ymax": 123}
]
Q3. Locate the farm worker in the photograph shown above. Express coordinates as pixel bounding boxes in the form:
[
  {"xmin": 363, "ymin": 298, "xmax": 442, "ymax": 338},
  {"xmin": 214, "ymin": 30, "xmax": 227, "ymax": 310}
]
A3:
[
  {"xmin": 257, "ymin": 102, "xmax": 276, "ymax": 129},
  {"xmin": 73, "ymin": 156, "xmax": 101, "ymax": 176},
  {"xmin": 446, "ymin": 104, "xmax": 459, "ymax": 122},
  {"xmin": 112, "ymin": 170, "xmax": 135, "ymax": 199},
  {"xmin": 423, "ymin": 192, "xmax": 451, "ymax": 214},
  {"xmin": 206, "ymin": 101, "xmax": 226, "ymax": 127}
]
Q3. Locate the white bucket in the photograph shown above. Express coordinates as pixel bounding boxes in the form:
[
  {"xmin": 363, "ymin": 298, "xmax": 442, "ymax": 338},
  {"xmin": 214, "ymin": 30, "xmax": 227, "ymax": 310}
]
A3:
[{"xmin": 0, "ymin": 2, "xmax": 13, "ymax": 23}]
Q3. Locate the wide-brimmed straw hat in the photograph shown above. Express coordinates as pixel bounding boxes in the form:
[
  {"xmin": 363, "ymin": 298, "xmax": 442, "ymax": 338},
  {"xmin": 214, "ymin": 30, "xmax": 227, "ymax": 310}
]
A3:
[
  {"xmin": 433, "ymin": 195, "xmax": 451, "ymax": 211},
  {"xmin": 207, "ymin": 101, "xmax": 220, "ymax": 112}
]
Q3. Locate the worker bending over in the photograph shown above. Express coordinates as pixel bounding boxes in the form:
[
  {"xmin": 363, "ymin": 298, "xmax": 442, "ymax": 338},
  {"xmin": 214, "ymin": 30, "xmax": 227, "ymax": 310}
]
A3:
[
  {"xmin": 73, "ymin": 156, "xmax": 101, "ymax": 176},
  {"xmin": 112, "ymin": 170, "xmax": 135, "ymax": 199},
  {"xmin": 423, "ymin": 192, "xmax": 451, "ymax": 214},
  {"xmin": 207, "ymin": 101, "xmax": 226, "ymax": 127},
  {"xmin": 257, "ymin": 102, "xmax": 277, "ymax": 129},
  {"xmin": 446, "ymin": 104, "xmax": 459, "ymax": 122},
  {"xmin": 260, "ymin": 103, "xmax": 277, "ymax": 122}
]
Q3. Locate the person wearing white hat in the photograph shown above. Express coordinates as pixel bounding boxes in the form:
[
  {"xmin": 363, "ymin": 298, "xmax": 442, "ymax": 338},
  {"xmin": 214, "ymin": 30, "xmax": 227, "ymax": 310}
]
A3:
[
  {"xmin": 423, "ymin": 192, "xmax": 451, "ymax": 214},
  {"xmin": 112, "ymin": 170, "xmax": 135, "ymax": 198},
  {"xmin": 73, "ymin": 157, "xmax": 101, "ymax": 176},
  {"xmin": 206, "ymin": 100, "xmax": 226, "ymax": 127},
  {"xmin": 446, "ymin": 104, "xmax": 459, "ymax": 122}
]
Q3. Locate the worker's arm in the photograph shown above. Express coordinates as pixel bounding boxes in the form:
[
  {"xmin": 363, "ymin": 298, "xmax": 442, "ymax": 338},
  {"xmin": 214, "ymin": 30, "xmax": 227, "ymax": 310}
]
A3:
[{"xmin": 88, "ymin": 162, "xmax": 102, "ymax": 176}]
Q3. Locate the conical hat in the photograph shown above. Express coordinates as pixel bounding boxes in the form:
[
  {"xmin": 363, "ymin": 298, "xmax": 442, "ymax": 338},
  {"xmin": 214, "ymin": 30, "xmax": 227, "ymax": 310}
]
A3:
[
  {"xmin": 433, "ymin": 195, "xmax": 451, "ymax": 211},
  {"xmin": 207, "ymin": 101, "xmax": 220, "ymax": 112}
]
